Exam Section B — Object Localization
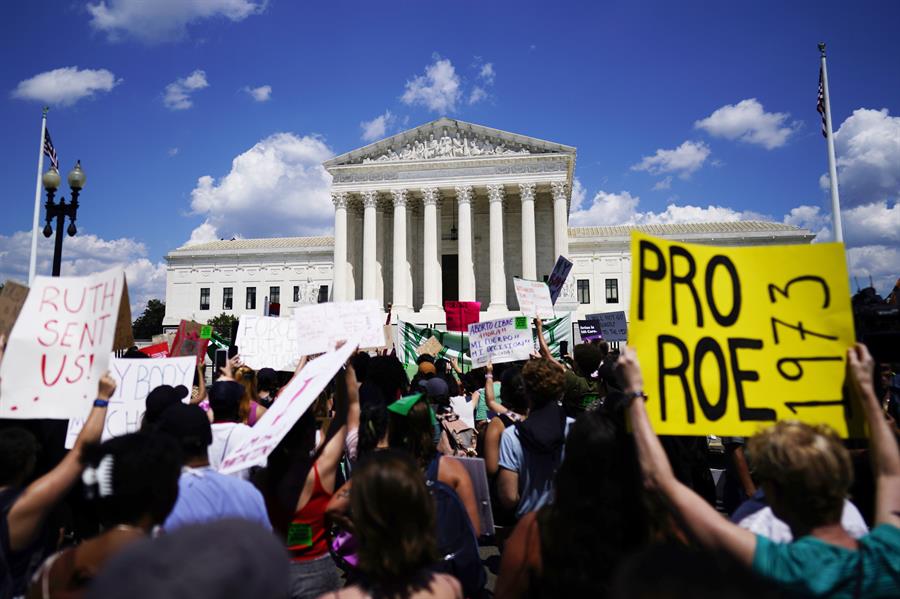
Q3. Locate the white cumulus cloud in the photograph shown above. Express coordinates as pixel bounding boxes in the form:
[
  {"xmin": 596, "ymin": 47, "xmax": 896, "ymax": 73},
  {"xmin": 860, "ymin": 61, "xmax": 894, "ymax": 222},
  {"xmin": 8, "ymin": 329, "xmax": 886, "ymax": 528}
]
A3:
[
  {"xmin": 695, "ymin": 98, "xmax": 797, "ymax": 149},
  {"xmin": 468, "ymin": 86, "xmax": 488, "ymax": 105},
  {"xmin": 244, "ymin": 84, "xmax": 271, "ymax": 102},
  {"xmin": 478, "ymin": 62, "xmax": 495, "ymax": 85},
  {"xmin": 164, "ymin": 69, "xmax": 208, "ymax": 110},
  {"xmin": 360, "ymin": 110, "xmax": 395, "ymax": 142},
  {"xmin": 653, "ymin": 176, "xmax": 673, "ymax": 191},
  {"xmin": 11, "ymin": 67, "xmax": 121, "ymax": 106},
  {"xmin": 847, "ymin": 245, "xmax": 900, "ymax": 297},
  {"xmin": 87, "ymin": 0, "xmax": 266, "ymax": 42},
  {"xmin": 401, "ymin": 55, "xmax": 461, "ymax": 114},
  {"xmin": 631, "ymin": 140, "xmax": 711, "ymax": 179},
  {"xmin": 187, "ymin": 132, "xmax": 335, "ymax": 243}
]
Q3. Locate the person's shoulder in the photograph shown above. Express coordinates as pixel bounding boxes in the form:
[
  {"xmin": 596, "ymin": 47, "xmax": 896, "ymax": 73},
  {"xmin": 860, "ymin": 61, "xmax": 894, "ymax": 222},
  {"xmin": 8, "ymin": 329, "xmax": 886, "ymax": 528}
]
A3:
[
  {"xmin": 862, "ymin": 523, "xmax": 900, "ymax": 547},
  {"xmin": 427, "ymin": 572, "xmax": 463, "ymax": 599},
  {"xmin": 319, "ymin": 587, "xmax": 367, "ymax": 599}
]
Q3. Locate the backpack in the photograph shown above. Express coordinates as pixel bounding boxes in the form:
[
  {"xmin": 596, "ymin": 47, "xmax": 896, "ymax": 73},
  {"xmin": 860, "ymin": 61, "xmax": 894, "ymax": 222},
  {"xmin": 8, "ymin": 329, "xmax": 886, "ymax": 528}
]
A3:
[
  {"xmin": 435, "ymin": 411, "xmax": 478, "ymax": 457},
  {"xmin": 425, "ymin": 457, "xmax": 487, "ymax": 598}
]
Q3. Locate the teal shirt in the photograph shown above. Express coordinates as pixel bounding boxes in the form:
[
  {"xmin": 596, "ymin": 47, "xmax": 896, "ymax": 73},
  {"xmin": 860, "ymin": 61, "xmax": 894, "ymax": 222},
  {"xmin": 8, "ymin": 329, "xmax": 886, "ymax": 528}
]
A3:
[
  {"xmin": 475, "ymin": 382, "xmax": 502, "ymax": 422},
  {"xmin": 752, "ymin": 524, "xmax": 900, "ymax": 598}
]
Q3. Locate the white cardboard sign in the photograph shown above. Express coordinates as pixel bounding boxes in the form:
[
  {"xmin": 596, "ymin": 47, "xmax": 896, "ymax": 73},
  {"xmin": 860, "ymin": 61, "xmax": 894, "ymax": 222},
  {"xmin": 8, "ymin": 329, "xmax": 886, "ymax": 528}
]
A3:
[
  {"xmin": 467, "ymin": 317, "xmax": 533, "ymax": 368},
  {"xmin": 219, "ymin": 340, "xmax": 357, "ymax": 474},
  {"xmin": 513, "ymin": 278, "xmax": 555, "ymax": 319},
  {"xmin": 586, "ymin": 310, "xmax": 628, "ymax": 341},
  {"xmin": 65, "ymin": 357, "xmax": 195, "ymax": 448},
  {"xmin": 235, "ymin": 315, "xmax": 302, "ymax": 371},
  {"xmin": 293, "ymin": 300, "xmax": 384, "ymax": 356},
  {"xmin": 0, "ymin": 268, "xmax": 125, "ymax": 420}
]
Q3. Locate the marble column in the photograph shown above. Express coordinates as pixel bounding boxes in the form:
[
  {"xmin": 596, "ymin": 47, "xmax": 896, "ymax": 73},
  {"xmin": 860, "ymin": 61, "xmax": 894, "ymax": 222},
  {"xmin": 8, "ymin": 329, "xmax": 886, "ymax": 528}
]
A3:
[
  {"xmin": 487, "ymin": 184, "xmax": 507, "ymax": 311},
  {"xmin": 361, "ymin": 190, "xmax": 378, "ymax": 300},
  {"xmin": 421, "ymin": 187, "xmax": 441, "ymax": 310},
  {"xmin": 391, "ymin": 189, "xmax": 410, "ymax": 311},
  {"xmin": 331, "ymin": 192, "xmax": 348, "ymax": 301},
  {"xmin": 519, "ymin": 183, "xmax": 537, "ymax": 280},
  {"xmin": 551, "ymin": 181, "xmax": 569, "ymax": 260},
  {"xmin": 456, "ymin": 185, "xmax": 475, "ymax": 301}
]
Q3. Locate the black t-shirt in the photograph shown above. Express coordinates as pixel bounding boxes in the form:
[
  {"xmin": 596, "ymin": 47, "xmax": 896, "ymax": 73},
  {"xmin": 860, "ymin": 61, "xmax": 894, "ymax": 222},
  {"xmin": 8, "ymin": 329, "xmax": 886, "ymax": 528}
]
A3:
[{"xmin": 1, "ymin": 487, "xmax": 47, "ymax": 597}]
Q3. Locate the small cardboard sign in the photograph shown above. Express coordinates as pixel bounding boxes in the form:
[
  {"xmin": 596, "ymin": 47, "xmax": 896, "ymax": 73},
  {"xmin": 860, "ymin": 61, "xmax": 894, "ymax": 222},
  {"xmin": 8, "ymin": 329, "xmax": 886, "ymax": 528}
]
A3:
[
  {"xmin": 169, "ymin": 320, "xmax": 211, "ymax": 365},
  {"xmin": 112, "ymin": 279, "xmax": 134, "ymax": 351},
  {"xmin": 547, "ymin": 256, "xmax": 574, "ymax": 304},
  {"xmin": 0, "ymin": 280, "xmax": 29, "ymax": 339},
  {"xmin": 577, "ymin": 320, "xmax": 603, "ymax": 342},
  {"xmin": 513, "ymin": 278, "xmax": 555, "ymax": 319},
  {"xmin": 200, "ymin": 325, "xmax": 213, "ymax": 339},
  {"xmin": 416, "ymin": 336, "xmax": 444, "ymax": 357}
]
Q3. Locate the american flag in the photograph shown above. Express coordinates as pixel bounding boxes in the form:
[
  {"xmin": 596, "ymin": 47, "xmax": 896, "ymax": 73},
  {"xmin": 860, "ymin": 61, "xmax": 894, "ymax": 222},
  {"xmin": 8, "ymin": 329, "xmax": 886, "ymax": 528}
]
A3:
[
  {"xmin": 816, "ymin": 67, "xmax": 827, "ymax": 138},
  {"xmin": 43, "ymin": 128, "xmax": 59, "ymax": 170}
]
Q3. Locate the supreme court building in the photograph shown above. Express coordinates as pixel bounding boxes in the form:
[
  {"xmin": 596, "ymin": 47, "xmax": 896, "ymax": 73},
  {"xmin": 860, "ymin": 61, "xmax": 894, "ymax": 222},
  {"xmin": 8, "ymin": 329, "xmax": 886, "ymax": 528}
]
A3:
[{"xmin": 162, "ymin": 118, "xmax": 814, "ymax": 328}]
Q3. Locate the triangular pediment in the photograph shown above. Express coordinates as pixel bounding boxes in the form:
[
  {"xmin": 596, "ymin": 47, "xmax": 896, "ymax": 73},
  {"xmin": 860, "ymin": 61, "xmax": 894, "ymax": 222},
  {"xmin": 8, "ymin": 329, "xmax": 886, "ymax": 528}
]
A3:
[{"xmin": 324, "ymin": 117, "xmax": 576, "ymax": 168}]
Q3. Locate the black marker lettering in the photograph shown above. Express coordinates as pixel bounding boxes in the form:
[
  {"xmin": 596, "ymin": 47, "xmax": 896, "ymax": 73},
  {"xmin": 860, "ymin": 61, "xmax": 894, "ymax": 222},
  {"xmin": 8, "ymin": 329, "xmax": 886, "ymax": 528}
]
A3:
[
  {"xmin": 638, "ymin": 240, "xmax": 666, "ymax": 321},
  {"xmin": 657, "ymin": 335, "xmax": 694, "ymax": 423},
  {"xmin": 669, "ymin": 246, "xmax": 703, "ymax": 327}
]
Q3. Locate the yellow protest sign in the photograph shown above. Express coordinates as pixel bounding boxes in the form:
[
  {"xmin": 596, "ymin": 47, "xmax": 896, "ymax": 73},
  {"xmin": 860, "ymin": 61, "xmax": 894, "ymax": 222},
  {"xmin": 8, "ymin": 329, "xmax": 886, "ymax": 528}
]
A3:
[{"xmin": 628, "ymin": 232, "xmax": 860, "ymax": 438}]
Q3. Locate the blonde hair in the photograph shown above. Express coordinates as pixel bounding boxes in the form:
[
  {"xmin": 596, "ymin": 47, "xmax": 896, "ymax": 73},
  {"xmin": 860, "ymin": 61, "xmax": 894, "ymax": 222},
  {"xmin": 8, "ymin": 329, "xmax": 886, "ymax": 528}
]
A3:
[
  {"xmin": 234, "ymin": 366, "xmax": 257, "ymax": 423},
  {"xmin": 748, "ymin": 420, "xmax": 851, "ymax": 526}
]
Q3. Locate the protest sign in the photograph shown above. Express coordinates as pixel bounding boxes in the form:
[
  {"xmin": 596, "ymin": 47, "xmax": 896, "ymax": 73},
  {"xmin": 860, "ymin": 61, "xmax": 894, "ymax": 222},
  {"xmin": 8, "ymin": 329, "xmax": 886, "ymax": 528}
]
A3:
[
  {"xmin": 586, "ymin": 311, "xmax": 628, "ymax": 342},
  {"xmin": 219, "ymin": 340, "xmax": 357, "ymax": 474},
  {"xmin": 467, "ymin": 317, "xmax": 533, "ymax": 368},
  {"xmin": 416, "ymin": 336, "xmax": 444, "ymax": 357},
  {"xmin": 112, "ymin": 279, "xmax": 134, "ymax": 351},
  {"xmin": 169, "ymin": 320, "xmax": 210, "ymax": 365},
  {"xmin": 138, "ymin": 342, "xmax": 170, "ymax": 358},
  {"xmin": 65, "ymin": 356, "xmax": 195, "ymax": 448},
  {"xmin": 0, "ymin": 280, "xmax": 29, "ymax": 339},
  {"xmin": 444, "ymin": 301, "xmax": 481, "ymax": 332},
  {"xmin": 628, "ymin": 231, "xmax": 858, "ymax": 437},
  {"xmin": 293, "ymin": 300, "xmax": 384, "ymax": 356},
  {"xmin": 513, "ymin": 278, "xmax": 555, "ymax": 319},
  {"xmin": 235, "ymin": 315, "xmax": 302, "ymax": 371},
  {"xmin": 578, "ymin": 320, "xmax": 603, "ymax": 342},
  {"xmin": 546, "ymin": 256, "xmax": 573, "ymax": 304},
  {"xmin": 0, "ymin": 268, "xmax": 125, "ymax": 420}
]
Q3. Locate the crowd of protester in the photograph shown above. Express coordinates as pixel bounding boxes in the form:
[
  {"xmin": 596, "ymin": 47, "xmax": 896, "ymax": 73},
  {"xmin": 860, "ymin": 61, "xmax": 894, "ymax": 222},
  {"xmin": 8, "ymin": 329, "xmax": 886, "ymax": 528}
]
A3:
[{"xmin": 1, "ymin": 317, "xmax": 899, "ymax": 599}]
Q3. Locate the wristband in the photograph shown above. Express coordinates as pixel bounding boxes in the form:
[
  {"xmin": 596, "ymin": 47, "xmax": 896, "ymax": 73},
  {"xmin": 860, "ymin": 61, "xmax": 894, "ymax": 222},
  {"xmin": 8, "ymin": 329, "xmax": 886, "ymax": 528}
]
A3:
[
  {"xmin": 93, "ymin": 399, "xmax": 109, "ymax": 408},
  {"xmin": 624, "ymin": 390, "xmax": 647, "ymax": 403},
  {"xmin": 485, "ymin": 373, "xmax": 493, "ymax": 379}
]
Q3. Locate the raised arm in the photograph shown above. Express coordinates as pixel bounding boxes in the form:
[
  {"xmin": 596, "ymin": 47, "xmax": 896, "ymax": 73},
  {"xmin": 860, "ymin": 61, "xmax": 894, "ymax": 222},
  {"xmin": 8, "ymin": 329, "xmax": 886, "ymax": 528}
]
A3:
[
  {"xmin": 190, "ymin": 362, "xmax": 207, "ymax": 405},
  {"xmin": 7, "ymin": 373, "xmax": 116, "ymax": 551},
  {"xmin": 533, "ymin": 318, "xmax": 564, "ymax": 371},
  {"xmin": 484, "ymin": 362, "xmax": 507, "ymax": 415},
  {"xmin": 617, "ymin": 348, "xmax": 756, "ymax": 565},
  {"xmin": 317, "ymin": 353, "xmax": 358, "ymax": 491},
  {"xmin": 848, "ymin": 343, "xmax": 900, "ymax": 528}
]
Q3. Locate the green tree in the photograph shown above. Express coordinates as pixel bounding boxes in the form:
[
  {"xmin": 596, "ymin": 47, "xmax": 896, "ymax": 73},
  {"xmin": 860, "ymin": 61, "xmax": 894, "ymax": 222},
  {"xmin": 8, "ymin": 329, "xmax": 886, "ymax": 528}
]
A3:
[
  {"xmin": 132, "ymin": 299, "xmax": 166, "ymax": 340},
  {"xmin": 207, "ymin": 312, "xmax": 238, "ymax": 338}
]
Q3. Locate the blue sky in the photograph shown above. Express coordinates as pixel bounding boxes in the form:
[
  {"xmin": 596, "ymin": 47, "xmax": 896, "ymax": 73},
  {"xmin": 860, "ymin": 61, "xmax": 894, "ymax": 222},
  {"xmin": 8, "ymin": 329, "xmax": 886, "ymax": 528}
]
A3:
[{"xmin": 2, "ymin": 0, "xmax": 899, "ymax": 311}]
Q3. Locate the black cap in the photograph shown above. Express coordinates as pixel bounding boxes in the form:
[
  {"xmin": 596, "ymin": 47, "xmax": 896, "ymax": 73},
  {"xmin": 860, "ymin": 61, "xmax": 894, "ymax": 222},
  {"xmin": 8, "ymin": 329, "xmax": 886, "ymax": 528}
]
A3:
[
  {"xmin": 145, "ymin": 385, "xmax": 190, "ymax": 423},
  {"xmin": 256, "ymin": 367, "xmax": 278, "ymax": 391},
  {"xmin": 155, "ymin": 403, "xmax": 212, "ymax": 452},
  {"xmin": 208, "ymin": 380, "xmax": 244, "ymax": 421}
]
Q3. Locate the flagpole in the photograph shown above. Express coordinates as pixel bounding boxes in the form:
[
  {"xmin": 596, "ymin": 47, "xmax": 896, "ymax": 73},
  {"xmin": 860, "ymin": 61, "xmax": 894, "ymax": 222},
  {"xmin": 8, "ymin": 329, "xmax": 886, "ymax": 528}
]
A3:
[
  {"xmin": 28, "ymin": 107, "xmax": 49, "ymax": 284},
  {"xmin": 819, "ymin": 42, "xmax": 844, "ymax": 243}
]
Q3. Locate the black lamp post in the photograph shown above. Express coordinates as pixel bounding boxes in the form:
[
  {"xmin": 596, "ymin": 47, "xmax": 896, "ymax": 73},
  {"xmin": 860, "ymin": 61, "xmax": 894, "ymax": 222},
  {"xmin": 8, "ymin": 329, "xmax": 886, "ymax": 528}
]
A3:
[{"xmin": 41, "ymin": 160, "xmax": 86, "ymax": 277}]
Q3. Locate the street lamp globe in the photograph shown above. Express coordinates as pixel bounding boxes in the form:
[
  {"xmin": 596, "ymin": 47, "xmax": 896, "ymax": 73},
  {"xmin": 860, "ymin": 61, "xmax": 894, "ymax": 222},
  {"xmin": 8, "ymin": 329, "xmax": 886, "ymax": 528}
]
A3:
[
  {"xmin": 42, "ymin": 167, "xmax": 60, "ymax": 191},
  {"xmin": 67, "ymin": 160, "xmax": 86, "ymax": 190}
]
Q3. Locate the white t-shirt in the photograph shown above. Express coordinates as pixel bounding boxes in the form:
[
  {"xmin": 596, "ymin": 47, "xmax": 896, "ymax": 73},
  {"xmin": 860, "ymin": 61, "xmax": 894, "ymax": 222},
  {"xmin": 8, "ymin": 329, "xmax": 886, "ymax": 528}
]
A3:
[
  {"xmin": 209, "ymin": 422, "xmax": 255, "ymax": 478},
  {"xmin": 737, "ymin": 499, "xmax": 869, "ymax": 542},
  {"xmin": 449, "ymin": 394, "xmax": 476, "ymax": 429}
]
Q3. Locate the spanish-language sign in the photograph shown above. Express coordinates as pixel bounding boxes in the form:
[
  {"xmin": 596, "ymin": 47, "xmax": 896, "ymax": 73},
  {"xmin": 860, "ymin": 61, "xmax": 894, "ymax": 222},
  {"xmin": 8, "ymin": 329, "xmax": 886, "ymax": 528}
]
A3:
[
  {"xmin": 628, "ymin": 232, "xmax": 858, "ymax": 437},
  {"xmin": 467, "ymin": 317, "xmax": 533, "ymax": 368},
  {"xmin": 578, "ymin": 320, "xmax": 603, "ymax": 342},
  {"xmin": 546, "ymin": 256, "xmax": 573, "ymax": 304},
  {"xmin": 293, "ymin": 301, "xmax": 384, "ymax": 356},
  {"xmin": 169, "ymin": 320, "xmax": 210, "ymax": 365},
  {"xmin": 416, "ymin": 336, "xmax": 444, "ymax": 357},
  {"xmin": 444, "ymin": 301, "xmax": 481, "ymax": 332},
  {"xmin": 0, "ymin": 268, "xmax": 126, "ymax": 419},
  {"xmin": 513, "ymin": 278, "xmax": 555, "ymax": 319},
  {"xmin": 586, "ymin": 311, "xmax": 629, "ymax": 342},
  {"xmin": 64, "ymin": 356, "xmax": 195, "ymax": 448},
  {"xmin": 219, "ymin": 340, "xmax": 357, "ymax": 474},
  {"xmin": 0, "ymin": 280, "xmax": 29, "ymax": 339},
  {"xmin": 235, "ymin": 315, "xmax": 302, "ymax": 371}
]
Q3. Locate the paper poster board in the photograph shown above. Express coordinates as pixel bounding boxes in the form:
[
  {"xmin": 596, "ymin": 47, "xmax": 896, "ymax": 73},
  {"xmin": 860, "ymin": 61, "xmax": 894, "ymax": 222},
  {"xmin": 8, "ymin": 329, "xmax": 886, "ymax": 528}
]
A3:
[
  {"xmin": 467, "ymin": 316, "xmax": 533, "ymax": 368},
  {"xmin": 65, "ymin": 356, "xmax": 195, "ymax": 448},
  {"xmin": 112, "ymin": 279, "xmax": 134, "ymax": 351},
  {"xmin": 0, "ymin": 268, "xmax": 125, "ymax": 419},
  {"xmin": 235, "ymin": 315, "xmax": 302, "ymax": 371},
  {"xmin": 586, "ymin": 311, "xmax": 628, "ymax": 342},
  {"xmin": 416, "ymin": 336, "xmax": 444, "ymax": 357},
  {"xmin": 547, "ymin": 256, "xmax": 574, "ymax": 304},
  {"xmin": 513, "ymin": 278, "xmax": 555, "ymax": 319},
  {"xmin": 169, "ymin": 319, "xmax": 210, "ymax": 365},
  {"xmin": 0, "ymin": 280, "xmax": 29, "ymax": 339},
  {"xmin": 293, "ymin": 301, "xmax": 385, "ymax": 356},
  {"xmin": 628, "ymin": 232, "xmax": 858, "ymax": 437},
  {"xmin": 577, "ymin": 320, "xmax": 603, "ymax": 342},
  {"xmin": 219, "ymin": 341, "xmax": 356, "ymax": 474},
  {"xmin": 444, "ymin": 301, "xmax": 481, "ymax": 332}
]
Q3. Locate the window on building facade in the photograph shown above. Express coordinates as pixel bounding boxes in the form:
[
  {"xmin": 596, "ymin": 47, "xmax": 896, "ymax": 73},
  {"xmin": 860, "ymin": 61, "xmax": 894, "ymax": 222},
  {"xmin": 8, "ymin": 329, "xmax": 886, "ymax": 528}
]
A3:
[
  {"xmin": 293, "ymin": 286, "xmax": 300, "ymax": 302},
  {"xmin": 605, "ymin": 279, "xmax": 619, "ymax": 303},
  {"xmin": 577, "ymin": 279, "xmax": 590, "ymax": 304},
  {"xmin": 222, "ymin": 287, "xmax": 233, "ymax": 310},
  {"xmin": 317, "ymin": 285, "xmax": 329, "ymax": 303},
  {"xmin": 246, "ymin": 287, "xmax": 256, "ymax": 310},
  {"xmin": 269, "ymin": 286, "xmax": 280, "ymax": 305},
  {"xmin": 199, "ymin": 288, "xmax": 210, "ymax": 310}
]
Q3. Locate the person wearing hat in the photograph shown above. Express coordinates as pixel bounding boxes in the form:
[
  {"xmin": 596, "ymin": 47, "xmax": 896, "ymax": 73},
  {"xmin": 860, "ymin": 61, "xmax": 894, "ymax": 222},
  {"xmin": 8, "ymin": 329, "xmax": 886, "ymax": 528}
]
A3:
[
  {"xmin": 154, "ymin": 403, "xmax": 271, "ymax": 533},
  {"xmin": 140, "ymin": 384, "xmax": 189, "ymax": 432},
  {"xmin": 207, "ymin": 380, "xmax": 256, "ymax": 478}
]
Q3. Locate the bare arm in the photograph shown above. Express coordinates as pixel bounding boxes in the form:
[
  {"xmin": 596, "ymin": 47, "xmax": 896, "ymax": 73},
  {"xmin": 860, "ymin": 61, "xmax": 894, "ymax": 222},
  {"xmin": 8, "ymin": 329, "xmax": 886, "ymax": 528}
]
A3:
[
  {"xmin": 190, "ymin": 362, "xmax": 207, "ymax": 405},
  {"xmin": 317, "ymin": 356, "xmax": 358, "ymax": 493},
  {"xmin": 617, "ymin": 347, "xmax": 756, "ymax": 565},
  {"xmin": 729, "ymin": 444, "xmax": 757, "ymax": 497},
  {"xmin": 533, "ymin": 318, "xmax": 564, "ymax": 371},
  {"xmin": 497, "ymin": 468, "xmax": 519, "ymax": 511},
  {"xmin": 8, "ymin": 373, "xmax": 116, "ymax": 551},
  {"xmin": 440, "ymin": 456, "xmax": 481, "ymax": 536},
  {"xmin": 495, "ymin": 511, "xmax": 541, "ymax": 599},
  {"xmin": 848, "ymin": 343, "xmax": 900, "ymax": 528},
  {"xmin": 324, "ymin": 479, "xmax": 354, "ymax": 533},
  {"xmin": 484, "ymin": 362, "xmax": 507, "ymax": 415},
  {"xmin": 484, "ymin": 418, "xmax": 505, "ymax": 477}
]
